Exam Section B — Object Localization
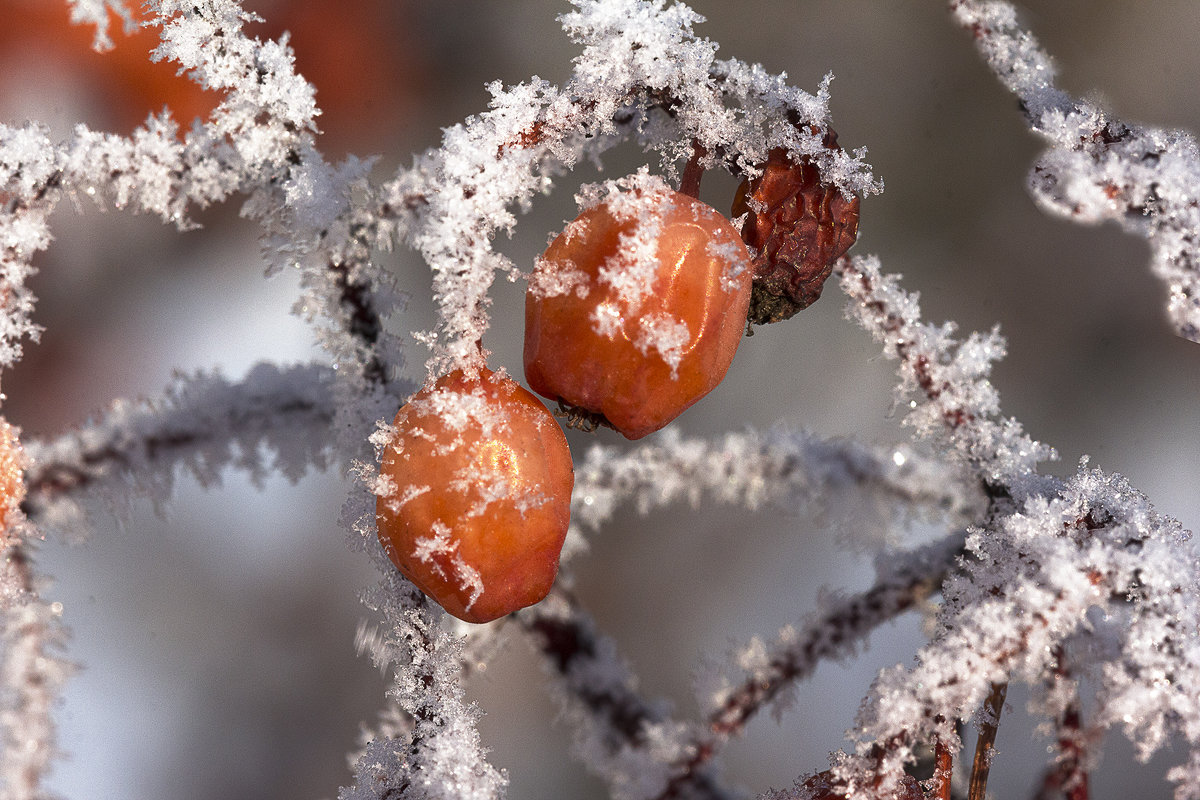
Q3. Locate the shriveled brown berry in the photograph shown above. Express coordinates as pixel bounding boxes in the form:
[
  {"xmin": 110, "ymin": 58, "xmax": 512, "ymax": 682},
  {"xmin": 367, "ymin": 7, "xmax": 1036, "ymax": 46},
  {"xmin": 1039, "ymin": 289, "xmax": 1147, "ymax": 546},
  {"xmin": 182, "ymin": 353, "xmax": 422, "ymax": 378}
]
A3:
[{"xmin": 732, "ymin": 143, "xmax": 860, "ymax": 325}]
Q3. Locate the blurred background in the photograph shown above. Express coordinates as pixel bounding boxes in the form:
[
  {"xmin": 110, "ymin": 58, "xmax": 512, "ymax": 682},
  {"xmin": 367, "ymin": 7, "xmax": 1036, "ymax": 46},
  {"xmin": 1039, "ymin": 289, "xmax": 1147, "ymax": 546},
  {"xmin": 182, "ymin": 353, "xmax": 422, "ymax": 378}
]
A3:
[{"xmin": 1, "ymin": 0, "xmax": 1198, "ymax": 798}]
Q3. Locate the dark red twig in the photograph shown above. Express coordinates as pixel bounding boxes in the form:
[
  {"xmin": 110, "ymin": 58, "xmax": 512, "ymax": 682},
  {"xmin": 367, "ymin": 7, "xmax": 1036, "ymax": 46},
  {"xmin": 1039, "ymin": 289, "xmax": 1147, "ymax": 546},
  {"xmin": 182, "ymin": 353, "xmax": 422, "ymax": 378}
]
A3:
[
  {"xmin": 678, "ymin": 140, "xmax": 707, "ymax": 199},
  {"xmin": 933, "ymin": 733, "xmax": 954, "ymax": 800},
  {"xmin": 648, "ymin": 533, "xmax": 965, "ymax": 800},
  {"xmin": 968, "ymin": 682, "xmax": 1008, "ymax": 800}
]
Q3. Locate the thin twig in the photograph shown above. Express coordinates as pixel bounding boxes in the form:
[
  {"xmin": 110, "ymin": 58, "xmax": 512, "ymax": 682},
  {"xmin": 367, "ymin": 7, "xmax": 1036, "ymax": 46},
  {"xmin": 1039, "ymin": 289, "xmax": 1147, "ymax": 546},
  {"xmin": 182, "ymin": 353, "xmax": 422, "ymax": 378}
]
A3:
[
  {"xmin": 518, "ymin": 588, "xmax": 736, "ymax": 800},
  {"xmin": 1034, "ymin": 648, "xmax": 1089, "ymax": 800},
  {"xmin": 934, "ymin": 733, "xmax": 954, "ymax": 800},
  {"xmin": 969, "ymin": 682, "xmax": 1008, "ymax": 800},
  {"xmin": 678, "ymin": 139, "xmax": 707, "ymax": 199},
  {"xmin": 21, "ymin": 363, "xmax": 340, "ymax": 521},
  {"xmin": 647, "ymin": 532, "xmax": 965, "ymax": 800}
]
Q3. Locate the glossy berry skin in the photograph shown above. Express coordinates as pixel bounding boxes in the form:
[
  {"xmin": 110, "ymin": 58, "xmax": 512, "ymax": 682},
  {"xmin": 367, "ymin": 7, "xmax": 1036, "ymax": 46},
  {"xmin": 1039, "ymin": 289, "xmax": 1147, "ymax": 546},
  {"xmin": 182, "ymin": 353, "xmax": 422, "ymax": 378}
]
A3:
[
  {"xmin": 375, "ymin": 368, "xmax": 574, "ymax": 623},
  {"xmin": 524, "ymin": 177, "xmax": 753, "ymax": 440}
]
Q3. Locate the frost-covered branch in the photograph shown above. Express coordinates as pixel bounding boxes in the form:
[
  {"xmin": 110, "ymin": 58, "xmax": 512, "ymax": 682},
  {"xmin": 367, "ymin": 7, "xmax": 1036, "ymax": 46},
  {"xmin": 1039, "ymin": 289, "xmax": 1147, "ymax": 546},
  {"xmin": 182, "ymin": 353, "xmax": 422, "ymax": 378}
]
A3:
[
  {"xmin": 702, "ymin": 531, "xmax": 963, "ymax": 736},
  {"xmin": 0, "ymin": 0, "xmax": 320, "ymax": 369},
  {"xmin": 832, "ymin": 254, "xmax": 1200, "ymax": 799},
  {"xmin": 0, "ymin": 539, "xmax": 71, "ymax": 800},
  {"xmin": 519, "ymin": 589, "xmax": 733, "ymax": 800},
  {"xmin": 344, "ymin": 576, "xmax": 505, "ymax": 800},
  {"xmin": 568, "ymin": 427, "xmax": 979, "ymax": 546},
  {"xmin": 839, "ymin": 254, "xmax": 1056, "ymax": 493},
  {"xmin": 1032, "ymin": 648, "xmax": 1090, "ymax": 800},
  {"xmin": 372, "ymin": 0, "xmax": 878, "ymax": 376},
  {"xmin": 22, "ymin": 363, "xmax": 340, "ymax": 527},
  {"xmin": 0, "ymin": 420, "xmax": 70, "ymax": 800},
  {"xmin": 648, "ymin": 531, "xmax": 964, "ymax": 800},
  {"xmin": 952, "ymin": 0, "xmax": 1200, "ymax": 342}
]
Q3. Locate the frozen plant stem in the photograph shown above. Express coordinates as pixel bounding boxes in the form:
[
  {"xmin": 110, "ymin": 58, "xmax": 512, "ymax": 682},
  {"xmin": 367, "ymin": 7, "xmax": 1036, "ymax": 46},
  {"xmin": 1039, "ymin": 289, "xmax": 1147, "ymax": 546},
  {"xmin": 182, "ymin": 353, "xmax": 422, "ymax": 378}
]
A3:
[
  {"xmin": 1037, "ymin": 649, "xmax": 1089, "ymax": 800},
  {"xmin": 969, "ymin": 682, "xmax": 1008, "ymax": 800},
  {"xmin": 933, "ymin": 731, "xmax": 954, "ymax": 800},
  {"xmin": 678, "ymin": 140, "xmax": 707, "ymax": 199},
  {"xmin": 951, "ymin": 0, "xmax": 1200, "ymax": 341}
]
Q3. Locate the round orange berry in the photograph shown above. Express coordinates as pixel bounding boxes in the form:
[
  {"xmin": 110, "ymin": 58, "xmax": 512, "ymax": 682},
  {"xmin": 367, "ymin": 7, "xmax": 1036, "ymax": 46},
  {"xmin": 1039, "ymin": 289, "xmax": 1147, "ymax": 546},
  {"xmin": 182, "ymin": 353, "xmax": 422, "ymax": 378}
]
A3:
[
  {"xmin": 375, "ymin": 368, "xmax": 573, "ymax": 623},
  {"xmin": 523, "ymin": 174, "xmax": 753, "ymax": 440}
]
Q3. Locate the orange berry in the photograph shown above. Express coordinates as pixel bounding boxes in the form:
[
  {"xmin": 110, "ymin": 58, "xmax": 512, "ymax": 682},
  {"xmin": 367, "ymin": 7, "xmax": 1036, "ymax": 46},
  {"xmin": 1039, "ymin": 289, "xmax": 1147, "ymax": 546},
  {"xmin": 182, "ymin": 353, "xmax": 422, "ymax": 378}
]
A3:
[
  {"xmin": 0, "ymin": 417, "xmax": 22, "ymax": 536},
  {"xmin": 375, "ymin": 368, "xmax": 573, "ymax": 623},
  {"xmin": 523, "ymin": 174, "xmax": 753, "ymax": 440}
]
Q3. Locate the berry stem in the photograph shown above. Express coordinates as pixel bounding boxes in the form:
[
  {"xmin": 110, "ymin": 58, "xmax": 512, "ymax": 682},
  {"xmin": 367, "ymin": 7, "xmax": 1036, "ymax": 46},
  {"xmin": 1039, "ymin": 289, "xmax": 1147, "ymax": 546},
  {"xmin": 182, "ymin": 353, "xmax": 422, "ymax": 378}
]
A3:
[
  {"xmin": 678, "ymin": 140, "xmax": 707, "ymax": 199},
  {"xmin": 933, "ymin": 733, "xmax": 954, "ymax": 800},
  {"xmin": 968, "ymin": 682, "xmax": 1008, "ymax": 800}
]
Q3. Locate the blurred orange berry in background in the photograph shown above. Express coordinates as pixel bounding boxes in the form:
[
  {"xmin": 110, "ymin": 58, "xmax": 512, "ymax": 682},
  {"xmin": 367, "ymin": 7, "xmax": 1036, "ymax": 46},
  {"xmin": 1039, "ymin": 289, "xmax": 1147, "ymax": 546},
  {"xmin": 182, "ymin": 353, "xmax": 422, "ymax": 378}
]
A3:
[
  {"xmin": 0, "ymin": 0, "xmax": 422, "ymax": 155},
  {"xmin": 0, "ymin": 416, "xmax": 24, "ymax": 536}
]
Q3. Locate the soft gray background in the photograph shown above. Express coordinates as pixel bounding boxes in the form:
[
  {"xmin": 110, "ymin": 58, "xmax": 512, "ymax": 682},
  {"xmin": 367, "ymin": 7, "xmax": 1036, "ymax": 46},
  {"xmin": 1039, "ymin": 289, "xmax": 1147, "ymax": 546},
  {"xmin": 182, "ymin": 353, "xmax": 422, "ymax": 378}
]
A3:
[{"xmin": 1, "ymin": 1, "xmax": 1197, "ymax": 798}]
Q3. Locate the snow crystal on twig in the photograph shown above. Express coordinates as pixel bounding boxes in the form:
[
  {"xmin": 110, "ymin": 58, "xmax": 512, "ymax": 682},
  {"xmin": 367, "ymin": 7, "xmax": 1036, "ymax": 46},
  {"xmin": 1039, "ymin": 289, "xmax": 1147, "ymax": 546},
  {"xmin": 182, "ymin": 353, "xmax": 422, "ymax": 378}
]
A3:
[
  {"xmin": 952, "ymin": 0, "xmax": 1200, "ymax": 342},
  {"xmin": 840, "ymin": 254, "xmax": 1057, "ymax": 492},
  {"xmin": 23, "ymin": 363, "xmax": 340, "ymax": 528},
  {"xmin": 343, "ymin": 575, "xmax": 505, "ymax": 800}
]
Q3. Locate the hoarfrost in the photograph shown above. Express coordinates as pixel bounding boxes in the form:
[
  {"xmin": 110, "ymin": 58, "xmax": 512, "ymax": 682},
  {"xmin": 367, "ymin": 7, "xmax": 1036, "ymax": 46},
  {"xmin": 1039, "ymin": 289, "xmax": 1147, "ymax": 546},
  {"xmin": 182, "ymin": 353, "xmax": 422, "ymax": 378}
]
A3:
[{"xmin": 5, "ymin": 0, "xmax": 1199, "ymax": 798}]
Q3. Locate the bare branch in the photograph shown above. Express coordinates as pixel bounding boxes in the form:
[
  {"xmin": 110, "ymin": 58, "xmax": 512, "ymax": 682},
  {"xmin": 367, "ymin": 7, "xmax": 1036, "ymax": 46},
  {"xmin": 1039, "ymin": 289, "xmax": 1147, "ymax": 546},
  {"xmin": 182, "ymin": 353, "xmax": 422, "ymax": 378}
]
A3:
[{"xmin": 518, "ymin": 588, "xmax": 736, "ymax": 800}]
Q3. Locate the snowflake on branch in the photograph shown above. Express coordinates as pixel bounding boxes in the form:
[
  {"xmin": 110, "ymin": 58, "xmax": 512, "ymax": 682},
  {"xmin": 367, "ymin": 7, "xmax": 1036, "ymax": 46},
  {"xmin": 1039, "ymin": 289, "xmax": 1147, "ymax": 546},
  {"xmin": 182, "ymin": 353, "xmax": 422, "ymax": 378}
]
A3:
[{"xmin": 0, "ymin": 0, "xmax": 1198, "ymax": 799}]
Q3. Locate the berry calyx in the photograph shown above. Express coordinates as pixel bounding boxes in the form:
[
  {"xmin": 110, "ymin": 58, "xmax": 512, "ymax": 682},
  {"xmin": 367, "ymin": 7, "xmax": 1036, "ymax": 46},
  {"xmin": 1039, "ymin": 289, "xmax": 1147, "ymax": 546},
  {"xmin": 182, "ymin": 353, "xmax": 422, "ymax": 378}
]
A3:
[
  {"xmin": 524, "ymin": 172, "xmax": 753, "ymax": 440},
  {"xmin": 375, "ymin": 368, "xmax": 574, "ymax": 623}
]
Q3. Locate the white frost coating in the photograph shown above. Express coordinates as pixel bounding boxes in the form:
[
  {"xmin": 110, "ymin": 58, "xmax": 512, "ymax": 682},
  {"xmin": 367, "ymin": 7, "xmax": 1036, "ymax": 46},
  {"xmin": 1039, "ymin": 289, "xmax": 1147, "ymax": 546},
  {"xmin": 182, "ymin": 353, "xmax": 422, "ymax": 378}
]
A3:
[
  {"xmin": 835, "ymin": 464, "xmax": 1200, "ymax": 800},
  {"xmin": 633, "ymin": 311, "xmax": 691, "ymax": 374},
  {"xmin": 951, "ymin": 0, "xmax": 1200, "ymax": 342},
  {"xmin": 344, "ymin": 575, "xmax": 506, "ymax": 800},
  {"xmin": 24, "ymin": 362, "xmax": 341, "ymax": 529},
  {"xmin": 707, "ymin": 236, "xmax": 750, "ymax": 293},
  {"xmin": 583, "ymin": 172, "xmax": 672, "ymax": 324},
  {"xmin": 0, "ymin": 0, "xmax": 325, "ymax": 370},
  {"xmin": 840, "ymin": 255, "xmax": 1057, "ymax": 492},
  {"xmin": 66, "ymin": 0, "xmax": 136, "ymax": 52},
  {"xmin": 833, "ymin": 253, "xmax": 1200, "ymax": 799},
  {"xmin": 526, "ymin": 256, "xmax": 590, "ymax": 299},
  {"xmin": 590, "ymin": 301, "xmax": 626, "ymax": 339},
  {"xmin": 564, "ymin": 426, "xmax": 980, "ymax": 565},
  {"xmin": 0, "ymin": 543, "xmax": 72, "ymax": 800},
  {"xmin": 695, "ymin": 532, "xmax": 964, "ymax": 737},
  {"xmin": 412, "ymin": 522, "xmax": 485, "ymax": 613},
  {"xmin": 519, "ymin": 591, "xmax": 710, "ymax": 800}
]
